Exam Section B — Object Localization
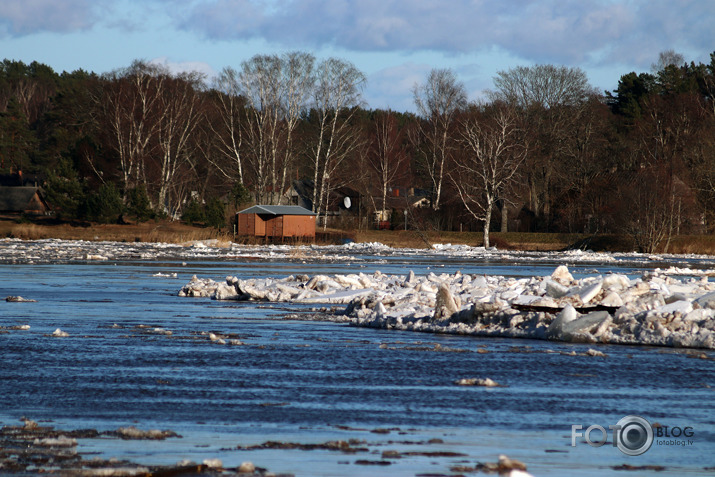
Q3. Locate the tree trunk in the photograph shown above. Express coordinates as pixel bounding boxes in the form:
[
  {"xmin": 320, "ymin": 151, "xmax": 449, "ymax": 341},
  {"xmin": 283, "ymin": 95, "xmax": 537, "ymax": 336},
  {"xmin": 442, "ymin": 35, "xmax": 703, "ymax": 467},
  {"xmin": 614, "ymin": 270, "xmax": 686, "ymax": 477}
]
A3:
[
  {"xmin": 501, "ymin": 201, "xmax": 508, "ymax": 233},
  {"xmin": 483, "ymin": 200, "xmax": 493, "ymax": 248}
]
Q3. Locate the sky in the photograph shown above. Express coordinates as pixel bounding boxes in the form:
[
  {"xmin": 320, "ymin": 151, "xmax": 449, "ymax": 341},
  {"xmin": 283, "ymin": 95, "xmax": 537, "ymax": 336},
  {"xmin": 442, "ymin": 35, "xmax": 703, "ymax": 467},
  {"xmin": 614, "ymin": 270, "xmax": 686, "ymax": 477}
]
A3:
[{"xmin": 1, "ymin": 0, "xmax": 713, "ymax": 112}]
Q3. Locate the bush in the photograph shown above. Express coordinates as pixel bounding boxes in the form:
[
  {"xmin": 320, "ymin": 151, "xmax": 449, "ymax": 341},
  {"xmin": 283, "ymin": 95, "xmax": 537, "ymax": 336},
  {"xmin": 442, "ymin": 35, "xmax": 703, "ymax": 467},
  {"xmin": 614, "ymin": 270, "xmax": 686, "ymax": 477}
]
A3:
[
  {"xmin": 205, "ymin": 198, "xmax": 226, "ymax": 229},
  {"xmin": 127, "ymin": 186, "xmax": 154, "ymax": 222},
  {"xmin": 85, "ymin": 182, "xmax": 124, "ymax": 224},
  {"xmin": 181, "ymin": 199, "xmax": 205, "ymax": 225},
  {"xmin": 232, "ymin": 182, "xmax": 252, "ymax": 209},
  {"xmin": 43, "ymin": 158, "xmax": 85, "ymax": 220}
]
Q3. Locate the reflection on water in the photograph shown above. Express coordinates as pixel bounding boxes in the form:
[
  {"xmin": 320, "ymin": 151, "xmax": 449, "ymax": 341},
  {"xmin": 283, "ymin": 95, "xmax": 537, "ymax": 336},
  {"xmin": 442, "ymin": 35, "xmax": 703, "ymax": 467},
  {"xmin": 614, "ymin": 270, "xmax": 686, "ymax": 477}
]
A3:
[{"xmin": 1, "ymin": 259, "xmax": 714, "ymax": 476}]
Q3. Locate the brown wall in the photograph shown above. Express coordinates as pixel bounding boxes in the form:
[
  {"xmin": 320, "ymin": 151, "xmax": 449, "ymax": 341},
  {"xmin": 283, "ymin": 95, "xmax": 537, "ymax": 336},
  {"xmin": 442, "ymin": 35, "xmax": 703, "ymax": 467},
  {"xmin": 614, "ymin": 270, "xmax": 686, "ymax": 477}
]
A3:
[
  {"xmin": 238, "ymin": 213, "xmax": 267, "ymax": 236},
  {"xmin": 255, "ymin": 215, "xmax": 266, "ymax": 236},
  {"xmin": 237, "ymin": 213, "xmax": 315, "ymax": 238},
  {"xmin": 237, "ymin": 213, "xmax": 256, "ymax": 236},
  {"xmin": 283, "ymin": 215, "xmax": 315, "ymax": 238},
  {"xmin": 265, "ymin": 215, "xmax": 283, "ymax": 237},
  {"xmin": 25, "ymin": 193, "xmax": 47, "ymax": 213}
]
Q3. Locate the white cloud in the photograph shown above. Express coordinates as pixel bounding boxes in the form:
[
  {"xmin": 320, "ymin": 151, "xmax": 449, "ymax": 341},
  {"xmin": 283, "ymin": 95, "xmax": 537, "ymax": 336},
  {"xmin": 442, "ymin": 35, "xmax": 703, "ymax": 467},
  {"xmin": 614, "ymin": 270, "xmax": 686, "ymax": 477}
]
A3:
[
  {"xmin": 365, "ymin": 62, "xmax": 432, "ymax": 112},
  {"xmin": 149, "ymin": 56, "xmax": 216, "ymax": 79},
  {"xmin": 0, "ymin": 0, "xmax": 98, "ymax": 36},
  {"xmin": 176, "ymin": 0, "xmax": 714, "ymax": 70}
]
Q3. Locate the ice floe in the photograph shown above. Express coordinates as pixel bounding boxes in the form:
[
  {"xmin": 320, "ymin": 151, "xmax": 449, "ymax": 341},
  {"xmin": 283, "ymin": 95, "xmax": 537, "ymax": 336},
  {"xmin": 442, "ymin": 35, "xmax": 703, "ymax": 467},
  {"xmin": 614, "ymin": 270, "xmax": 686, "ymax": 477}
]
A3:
[
  {"xmin": 6, "ymin": 295, "xmax": 36, "ymax": 302},
  {"xmin": 5, "ymin": 237, "xmax": 715, "ymax": 272},
  {"xmin": 454, "ymin": 377, "xmax": 501, "ymax": 387},
  {"xmin": 52, "ymin": 328, "xmax": 69, "ymax": 337},
  {"xmin": 113, "ymin": 426, "xmax": 179, "ymax": 440},
  {"xmin": 180, "ymin": 265, "xmax": 715, "ymax": 349},
  {"xmin": 33, "ymin": 435, "xmax": 77, "ymax": 447}
]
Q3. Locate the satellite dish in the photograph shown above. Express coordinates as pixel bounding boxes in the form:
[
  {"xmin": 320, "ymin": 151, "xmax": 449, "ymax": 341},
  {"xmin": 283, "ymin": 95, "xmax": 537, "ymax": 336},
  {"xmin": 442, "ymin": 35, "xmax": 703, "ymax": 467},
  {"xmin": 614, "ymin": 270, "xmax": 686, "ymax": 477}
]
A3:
[{"xmin": 343, "ymin": 196, "xmax": 352, "ymax": 209}]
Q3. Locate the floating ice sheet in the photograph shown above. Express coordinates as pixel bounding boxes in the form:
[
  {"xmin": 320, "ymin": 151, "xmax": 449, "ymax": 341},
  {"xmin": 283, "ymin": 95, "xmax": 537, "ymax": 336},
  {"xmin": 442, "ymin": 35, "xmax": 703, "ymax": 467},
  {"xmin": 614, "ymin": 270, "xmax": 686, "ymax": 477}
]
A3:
[{"xmin": 180, "ymin": 265, "xmax": 715, "ymax": 349}]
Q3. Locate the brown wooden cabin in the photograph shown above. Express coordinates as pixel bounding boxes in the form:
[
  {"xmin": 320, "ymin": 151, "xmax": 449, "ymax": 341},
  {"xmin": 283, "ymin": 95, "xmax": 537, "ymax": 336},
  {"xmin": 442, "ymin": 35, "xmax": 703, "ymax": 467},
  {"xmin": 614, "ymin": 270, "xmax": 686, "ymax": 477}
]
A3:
[
  {"xmin": 0, "ymin": 187, "xmax": 50, "ymax": 215},
  {"xmin": 237, "ymin": 205, "xmax": 316, "ymax": 240}
]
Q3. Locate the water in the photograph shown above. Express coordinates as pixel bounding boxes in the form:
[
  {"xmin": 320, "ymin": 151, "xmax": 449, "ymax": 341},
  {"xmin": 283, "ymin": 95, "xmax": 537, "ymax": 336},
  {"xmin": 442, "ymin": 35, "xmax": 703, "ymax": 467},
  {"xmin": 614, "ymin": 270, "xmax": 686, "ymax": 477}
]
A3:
[{"xmin": 1, "ymin": 252, "xmax": 714, "ymax": 476}]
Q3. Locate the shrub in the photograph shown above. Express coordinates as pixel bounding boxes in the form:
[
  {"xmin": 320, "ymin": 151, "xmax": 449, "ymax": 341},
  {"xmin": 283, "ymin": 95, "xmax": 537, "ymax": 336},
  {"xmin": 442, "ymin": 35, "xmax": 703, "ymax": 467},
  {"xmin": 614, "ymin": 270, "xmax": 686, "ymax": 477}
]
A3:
[
  {"xmin": 85, "ymin": 182, "xmax": 124, "ymax": 224},
  {"xmin": 232, "ymin": 182, "xmax": 252, "ymax": 209},
  {"xmin": 43, "ymin": 158, "xmax": 85, "ymax": 220},
  {"xmin": 127, "ymin": 186, "xmax": 154, "ymax": 222},
  {"xmin": 181, "ymin": 199, "xmax": 205, "ymax": 225},
  {"xmin": 205, "ymin": 198, "xmax": 226, "ymax": 229}
]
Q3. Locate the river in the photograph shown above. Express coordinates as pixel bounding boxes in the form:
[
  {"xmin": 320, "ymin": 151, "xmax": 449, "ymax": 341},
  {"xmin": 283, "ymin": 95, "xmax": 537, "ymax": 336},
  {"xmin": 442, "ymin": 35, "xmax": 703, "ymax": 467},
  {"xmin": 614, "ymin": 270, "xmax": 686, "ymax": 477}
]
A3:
[{"xmin": 0, "ymin": 241, "xmax": 714, "ymax": 476}]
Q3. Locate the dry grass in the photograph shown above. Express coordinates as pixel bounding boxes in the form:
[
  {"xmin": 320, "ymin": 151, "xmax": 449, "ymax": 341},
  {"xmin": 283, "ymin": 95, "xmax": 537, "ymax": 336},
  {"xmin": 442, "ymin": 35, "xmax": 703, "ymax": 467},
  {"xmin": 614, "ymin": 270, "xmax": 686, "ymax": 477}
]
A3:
[
  {"xmin": 5, "ymin": 223, "xmax": 47, "ymax": 241},
  {"xmin": 3, "ymin": 216, "xmax": 715, "ymax": 254},
  {"xmin": 667, "ymin": 235, "xmax": 715, "ymax": 255},
  {"xmin": 352, "ymin": 230, "xmax": 583, "ymax": 250},
  {"xmin": 1, "ymin": 218, "xmax": 234, "ymax": 244}
]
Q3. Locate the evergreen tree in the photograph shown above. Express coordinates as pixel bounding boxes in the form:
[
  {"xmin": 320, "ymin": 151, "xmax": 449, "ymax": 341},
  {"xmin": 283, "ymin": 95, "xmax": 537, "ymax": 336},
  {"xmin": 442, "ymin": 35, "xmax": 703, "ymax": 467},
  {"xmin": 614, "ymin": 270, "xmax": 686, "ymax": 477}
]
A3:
[
  {"xmin": 127, "ymin": 185, "xmax": 154, "ymax": 222},
  {"xmin": 390, "ymin": 208, "xmax": 404, "ymax": 230},
  {"xmin": 43, "ymin": 158, "xmax": 85, "ymax": 219},
  {"xmin": 232, "ymin": 182, "xmax": 252, "ymax": 209},
  {"xmin": 181, "ymin": 199, "xmax": 205, "ymax": 225},
  {"xmin": 85, "ymin": 182, "xmax": 124, "ymax": 223},
  {"xmin": 606, "ymin": 72, "xmax": 655, "ymax": 119},
  {"xmin": 205, "ymin": 198, "xmax": 226, "ymax": 229},
  {"xmin": 0, "ymin": 97, "xmax": 36, "ymax": 173}
]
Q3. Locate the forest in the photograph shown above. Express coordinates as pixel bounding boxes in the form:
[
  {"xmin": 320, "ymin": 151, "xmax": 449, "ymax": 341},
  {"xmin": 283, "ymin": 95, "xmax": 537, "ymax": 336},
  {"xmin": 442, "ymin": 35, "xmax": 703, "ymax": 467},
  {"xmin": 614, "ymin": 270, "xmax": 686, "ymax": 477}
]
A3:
[{"xmin": 1, "ymin": 50, "xmax": 715, "ymax": 252}]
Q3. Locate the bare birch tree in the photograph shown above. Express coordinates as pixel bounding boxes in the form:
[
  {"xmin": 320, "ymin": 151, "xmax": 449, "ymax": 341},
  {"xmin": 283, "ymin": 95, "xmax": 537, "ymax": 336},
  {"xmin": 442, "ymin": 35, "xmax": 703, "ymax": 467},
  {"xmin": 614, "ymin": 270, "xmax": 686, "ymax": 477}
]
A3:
[
  {"xmin": 451, "ymin": 103, "xmax": 527, "ymax": 247},
  {"xmin": 651, "ymin": 50, "xmax": 685, "ymax": 73},
  {"xmin": 278, "ymin": 51, "xmax": 315, "ymax": 204},
  {"xmin": 240, "ymin": 54, "xmax": 283, "ymax": 204},
  {"xmin": 237, "ymin": 52, "xmax": 315, "ymax": 204},
  {"xmin": 209, "ymin": 53, "xmax": 314, "ymax": 206},
  {"xmin": 95, "ymin": 61, "xmax": 166, "ymax": 201},
  {"xmin": 368, "ymin": 109, "xmax": 408, "ymax": 218},
  {"xmin": 412, "ymin": 68, "xmax": 467, "ymax": 210},
  {"xmin": 310, "ymin": 57, "xmax": 365, "ymax": 227},
  {"xmin": 155, "ymin": 71, "xmax": 205, "ymax": 215},
  {"xmin": 208, "ymin": 67, "xmax": 246, "ymax": 186}
]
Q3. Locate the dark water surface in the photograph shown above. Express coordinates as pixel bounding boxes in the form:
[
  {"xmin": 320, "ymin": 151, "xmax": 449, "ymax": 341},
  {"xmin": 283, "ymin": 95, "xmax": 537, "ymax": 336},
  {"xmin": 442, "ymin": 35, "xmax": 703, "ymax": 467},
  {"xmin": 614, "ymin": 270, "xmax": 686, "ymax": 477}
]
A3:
[{"xmin": 1, "ymin": 258, "xmax": 714, "ymax": 476}]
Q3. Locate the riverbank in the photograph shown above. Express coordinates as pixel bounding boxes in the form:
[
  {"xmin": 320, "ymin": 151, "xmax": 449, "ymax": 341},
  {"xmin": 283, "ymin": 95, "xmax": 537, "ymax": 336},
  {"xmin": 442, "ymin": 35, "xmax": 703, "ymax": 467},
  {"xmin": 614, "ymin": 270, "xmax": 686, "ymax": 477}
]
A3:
[{"xmin": 3, "ymin": 216, "xmax": 715, "ymax": 254}]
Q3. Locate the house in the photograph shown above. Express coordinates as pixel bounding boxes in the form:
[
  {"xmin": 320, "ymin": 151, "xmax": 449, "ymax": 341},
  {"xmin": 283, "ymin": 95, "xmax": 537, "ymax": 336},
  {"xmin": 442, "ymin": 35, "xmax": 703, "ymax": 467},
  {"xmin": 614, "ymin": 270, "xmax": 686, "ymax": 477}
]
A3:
[
  {"xmin": 286, "ymin": 180, "xmax": 361, "ymax": 218},
  {"xmin": 236, "ymin": 205, "xmax": 316, "ymax": 240},
  {"xmin": 0, "ymin": 187, "xmax": 50, "ymax": 215},
  {"xmin": 369, "ymin": 187, "xmax": 431, "ymax": 228}
]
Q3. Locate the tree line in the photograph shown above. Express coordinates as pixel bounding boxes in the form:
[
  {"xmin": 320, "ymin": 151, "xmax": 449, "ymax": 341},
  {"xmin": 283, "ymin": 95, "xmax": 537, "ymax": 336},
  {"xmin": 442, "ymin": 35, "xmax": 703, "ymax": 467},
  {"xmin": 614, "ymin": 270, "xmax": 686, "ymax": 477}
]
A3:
[{"xmin": 1, "ymin": 50, "xmax": 714, "ymax": 251}]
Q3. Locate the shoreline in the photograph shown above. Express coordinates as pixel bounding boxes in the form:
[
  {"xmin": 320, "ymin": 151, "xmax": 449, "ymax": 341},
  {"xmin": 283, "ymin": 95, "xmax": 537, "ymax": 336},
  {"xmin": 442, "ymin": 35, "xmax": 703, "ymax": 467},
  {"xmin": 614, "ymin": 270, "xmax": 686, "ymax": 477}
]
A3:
[{"xmin": 5, "ymin": 217, "xmax": 715, "ymax": 254}]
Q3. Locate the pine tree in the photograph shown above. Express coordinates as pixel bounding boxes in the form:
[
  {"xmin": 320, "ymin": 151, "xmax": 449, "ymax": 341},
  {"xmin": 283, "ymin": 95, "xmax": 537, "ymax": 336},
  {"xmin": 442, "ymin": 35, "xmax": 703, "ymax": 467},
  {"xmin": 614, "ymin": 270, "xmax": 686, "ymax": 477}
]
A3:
[{"xmin": 0, "ymin": 97, "xmax": 36, "ymax": 173}]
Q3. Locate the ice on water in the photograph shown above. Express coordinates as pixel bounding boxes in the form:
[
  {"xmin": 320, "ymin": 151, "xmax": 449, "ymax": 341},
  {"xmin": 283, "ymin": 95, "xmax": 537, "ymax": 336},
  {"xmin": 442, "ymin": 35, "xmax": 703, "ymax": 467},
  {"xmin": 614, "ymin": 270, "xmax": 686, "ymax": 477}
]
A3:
[
  {"xmin": 5, "ymin": 236, "xmax": 715, "ymax": 266},
  {"xmin": 4, "ymin": 237, "xmax": 715, "ymax": 349},
  {"xmin": 180, "ymin": 263, "xmax": 715, "ymax": 349}
]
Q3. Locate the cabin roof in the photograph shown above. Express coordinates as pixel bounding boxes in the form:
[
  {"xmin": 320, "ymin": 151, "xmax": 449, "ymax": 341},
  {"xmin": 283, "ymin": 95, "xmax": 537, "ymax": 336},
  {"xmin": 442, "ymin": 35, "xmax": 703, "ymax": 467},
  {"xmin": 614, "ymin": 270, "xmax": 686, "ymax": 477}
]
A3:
[
  {"xmin": 237, "ymin": 205, "xmax": 316, "ymax": 216},
  {"xmin": 0, "ymin": 186, "xmax": 48, "ymax": 212}
]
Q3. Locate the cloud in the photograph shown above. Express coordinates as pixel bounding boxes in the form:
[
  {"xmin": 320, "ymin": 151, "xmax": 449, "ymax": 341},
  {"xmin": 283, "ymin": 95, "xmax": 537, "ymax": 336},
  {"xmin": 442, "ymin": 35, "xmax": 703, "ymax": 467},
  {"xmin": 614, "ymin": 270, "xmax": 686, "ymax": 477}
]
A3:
[
  {"xmin": 149, "ymin": 56, "xmax": 217, "ymax": 79},
  {"xmin": 606, "ymin": 0, "xmax": 715, "ymax": 67},
  {"xmin": 176, "ymin": 0, "xmax": 714, "ymax": 69},
  {"xmin": 365, "ymin": 62, "xmax": 432, "ymax": 112},
  {"xmin": 176, "ymin": 0, "xmax": 266, "ymax": 39},
  {"xmin": 0, "ymin": 0, "xmax": 98, "ymax": 36}
]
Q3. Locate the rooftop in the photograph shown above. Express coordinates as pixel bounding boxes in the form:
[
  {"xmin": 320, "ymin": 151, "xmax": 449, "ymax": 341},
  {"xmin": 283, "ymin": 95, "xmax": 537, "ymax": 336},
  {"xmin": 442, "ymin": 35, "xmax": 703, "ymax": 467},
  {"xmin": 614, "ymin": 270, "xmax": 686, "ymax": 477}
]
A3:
[{"xmin": 237, "ymin": 205, "xmax": 316, "ymax": 216}]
